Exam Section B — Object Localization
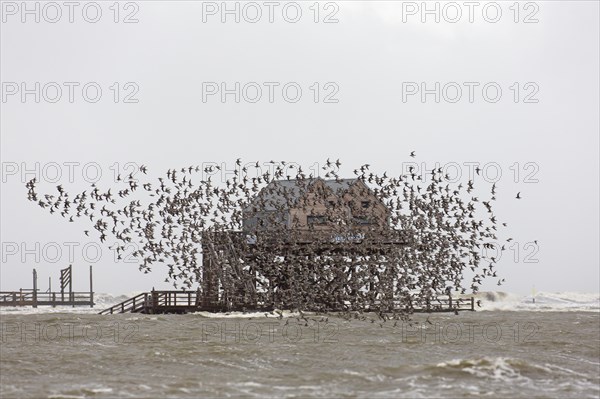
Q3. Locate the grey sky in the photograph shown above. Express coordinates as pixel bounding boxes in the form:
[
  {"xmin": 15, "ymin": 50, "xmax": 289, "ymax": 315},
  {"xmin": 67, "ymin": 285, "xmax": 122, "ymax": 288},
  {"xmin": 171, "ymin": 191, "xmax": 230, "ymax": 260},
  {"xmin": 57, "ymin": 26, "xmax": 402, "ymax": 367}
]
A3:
[{"xmin": 1, "ymin": 1, "xmax": 598, "ymax": 295}]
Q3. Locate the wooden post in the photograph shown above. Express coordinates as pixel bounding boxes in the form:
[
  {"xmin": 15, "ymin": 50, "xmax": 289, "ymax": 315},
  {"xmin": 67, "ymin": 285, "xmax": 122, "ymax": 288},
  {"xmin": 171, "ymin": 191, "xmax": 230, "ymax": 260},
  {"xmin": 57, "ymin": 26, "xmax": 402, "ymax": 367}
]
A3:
[
  {"xmin": 69, "ymin": 265, "xmax": 73, "ymax": 307},
  {"xmin": 89, "ymin": 265, "xmax": 94, "ymax": 307},
  {"xmin": 383, "ymin": 258, "xmax": 394, "ymax": 311},
  {"xmin": 202, "ymin": 238, "xmax": 219, "ymax": 308},
  {"xmin": 61, "ymin": 270, "xmax": 65, "ymax": 302},
  {"xmin": 151, "ymin": 289, "xmax": 158, "ymax": 313},
  {"xmin": 252, "ymin": 264, "xmax": 257, "ymax": 306},
  {"xmin": 32, "ymin": 269, "xmax": 38, "ymax": 308},
  {"xmin": 471, "ymin": 296, "xmax": 474, "ymax": 311}
]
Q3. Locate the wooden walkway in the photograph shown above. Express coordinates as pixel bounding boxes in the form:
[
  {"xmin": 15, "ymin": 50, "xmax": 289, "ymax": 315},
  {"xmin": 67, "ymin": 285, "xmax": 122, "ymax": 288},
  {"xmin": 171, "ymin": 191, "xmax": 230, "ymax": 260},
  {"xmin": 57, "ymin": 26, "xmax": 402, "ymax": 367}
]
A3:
[
  {"xmin": 99, "ymin": 290, "xmax": 475, "ymax": 314},
  {"xmin": 0, "ymin": 290, "xmax": 94, "ymax": 307},
  {"xmin": 0, "ymin": 265, "xmax": 94, "ymax": 308},
  {"xmin": 98, "ymin": 291, "xmax": 259, "ymax": 314}
]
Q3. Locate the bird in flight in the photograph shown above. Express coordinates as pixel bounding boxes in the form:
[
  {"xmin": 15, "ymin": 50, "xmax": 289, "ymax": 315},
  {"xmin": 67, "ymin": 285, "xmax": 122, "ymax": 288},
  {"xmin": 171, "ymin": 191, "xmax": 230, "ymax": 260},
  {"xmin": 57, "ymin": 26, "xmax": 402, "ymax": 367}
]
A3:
[{"xmin": 24, "ymin": 156, "xmax": 508, "ymax": 319}]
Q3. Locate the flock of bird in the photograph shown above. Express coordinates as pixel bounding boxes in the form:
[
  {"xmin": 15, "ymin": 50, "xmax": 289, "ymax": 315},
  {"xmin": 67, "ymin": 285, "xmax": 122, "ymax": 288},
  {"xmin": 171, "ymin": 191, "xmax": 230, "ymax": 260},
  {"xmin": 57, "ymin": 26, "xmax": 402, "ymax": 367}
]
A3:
[{"xmin": 25, "ymin": 155, "xmax": 517, "ymax": 316}]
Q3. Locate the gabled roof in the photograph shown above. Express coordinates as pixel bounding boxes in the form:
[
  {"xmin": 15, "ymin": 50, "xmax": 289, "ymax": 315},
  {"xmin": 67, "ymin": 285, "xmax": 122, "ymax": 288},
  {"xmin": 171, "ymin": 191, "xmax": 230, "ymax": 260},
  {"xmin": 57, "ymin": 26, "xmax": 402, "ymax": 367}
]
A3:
[{"xmin": 244, "ymin": 178, "xmax": 360, "ymax": 212}]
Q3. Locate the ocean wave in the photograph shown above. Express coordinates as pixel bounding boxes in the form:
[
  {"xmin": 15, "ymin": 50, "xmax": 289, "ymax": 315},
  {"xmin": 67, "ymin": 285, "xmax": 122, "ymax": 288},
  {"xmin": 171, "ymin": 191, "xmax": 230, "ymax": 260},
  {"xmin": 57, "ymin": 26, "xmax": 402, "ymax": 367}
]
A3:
[
  {"xmin": 433, "ymin": 357, "xmax": 553, "ymax": 382},
  {"xmin": 432, "ymin": 354, "xmax": 599, "ymax": 394},
  {"xmin": 192, "ymin": 309, "xmax": 300, "ymax": 319},
  {"xmin": 474, "ymin": 291, "xmax": 600, "ymax": 312}
]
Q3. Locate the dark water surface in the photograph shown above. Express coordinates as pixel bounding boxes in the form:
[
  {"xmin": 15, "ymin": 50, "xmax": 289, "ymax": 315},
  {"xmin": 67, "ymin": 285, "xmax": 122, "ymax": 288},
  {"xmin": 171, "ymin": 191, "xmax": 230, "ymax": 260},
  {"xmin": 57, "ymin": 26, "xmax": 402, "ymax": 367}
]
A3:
[{"xmin": 1, "ymin": 311, "xmax": 599, "ymax": 398}]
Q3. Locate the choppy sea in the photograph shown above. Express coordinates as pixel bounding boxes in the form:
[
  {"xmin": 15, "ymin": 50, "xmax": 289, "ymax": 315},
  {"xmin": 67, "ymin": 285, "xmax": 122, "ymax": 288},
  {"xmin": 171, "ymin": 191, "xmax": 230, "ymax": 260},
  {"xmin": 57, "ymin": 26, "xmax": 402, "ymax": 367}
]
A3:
[{"xmin": 1, "ymin": 291, "xmax": 598, "ymax": 398}]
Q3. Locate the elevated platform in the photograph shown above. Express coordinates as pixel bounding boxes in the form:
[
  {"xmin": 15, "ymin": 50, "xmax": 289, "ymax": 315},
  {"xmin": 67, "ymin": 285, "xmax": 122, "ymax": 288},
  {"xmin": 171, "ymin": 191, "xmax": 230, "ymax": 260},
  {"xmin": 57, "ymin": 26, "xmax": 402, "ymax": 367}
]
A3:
[{"xmin": 99, "ymin": 290, "xmax": 475, "ymax": 314}]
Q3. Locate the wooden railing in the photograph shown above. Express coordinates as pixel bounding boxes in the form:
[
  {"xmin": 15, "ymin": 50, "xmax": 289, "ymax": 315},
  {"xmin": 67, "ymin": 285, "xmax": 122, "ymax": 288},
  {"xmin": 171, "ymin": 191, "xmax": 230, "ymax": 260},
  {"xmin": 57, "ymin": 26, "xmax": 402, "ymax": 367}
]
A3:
[
  {"xmin": 99, "ymin": 290, "xmax": 269, "ymax": 314},
  {"xmin": 392, "ymin": 296, "xmax": 475, "ymax": 313},
  {"xmin": 99, "ymin": 290, "xmax": 475, "ymax": 314},
  {"xmin": 0, "ymin": 290, "xmax": 94, "ymax": 307},
  {"xmin": 98, "ymin": 292, "xmax": 149, "ymax": 314},
  {"xmin": 0, "ymin": 289, "xmax": 36, "ymax": 304}
]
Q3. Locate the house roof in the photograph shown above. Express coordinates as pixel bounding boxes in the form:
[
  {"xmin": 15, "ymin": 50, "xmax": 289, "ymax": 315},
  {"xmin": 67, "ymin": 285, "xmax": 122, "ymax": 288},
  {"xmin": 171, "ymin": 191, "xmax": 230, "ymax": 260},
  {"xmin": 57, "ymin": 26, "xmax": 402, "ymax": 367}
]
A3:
[{"xmin": 244, "ymin": 178, "xmax": 361, "ymax": 212}]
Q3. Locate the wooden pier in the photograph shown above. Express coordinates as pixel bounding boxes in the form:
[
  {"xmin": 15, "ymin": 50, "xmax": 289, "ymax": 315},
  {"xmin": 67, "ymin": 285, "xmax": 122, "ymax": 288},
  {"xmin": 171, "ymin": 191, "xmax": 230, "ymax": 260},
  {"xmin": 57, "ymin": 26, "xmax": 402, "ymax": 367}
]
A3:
[
  {"xmin": 0, "ymin": 265, "xmax": 94, "ymax": 308},
  {"xmin": 99, "ymin": 290, "xmax": 241, "ymax": 314},
  {"xmin": 95, "ymin": 227, "xmax": 475, "ymax": 315},
  {"xmin": 99, "ymin": 289, "xmax": 475, "ymax": 314}
]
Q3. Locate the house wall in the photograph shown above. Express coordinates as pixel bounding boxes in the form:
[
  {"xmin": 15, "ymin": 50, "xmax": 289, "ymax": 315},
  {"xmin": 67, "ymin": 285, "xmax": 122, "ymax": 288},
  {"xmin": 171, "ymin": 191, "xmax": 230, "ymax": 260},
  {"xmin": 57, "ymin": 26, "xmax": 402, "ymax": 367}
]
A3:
[
  {"xmin": 242, "ymin": 179, "xmax": 391, "ymax": 234},
  {"xmin": 289, "ymin": 180, "xmax": 389, "ymax": 231},
  {"xmin": 242, "ymin": 210, "xmax": 289, "ymax": 231},
  {"xmin": 288, "ymin": 179, "xmax": 344, "ymax": 230},
  {"xmin": 342, "ymin": 180, "xmax": 390, "ymax": 229}
]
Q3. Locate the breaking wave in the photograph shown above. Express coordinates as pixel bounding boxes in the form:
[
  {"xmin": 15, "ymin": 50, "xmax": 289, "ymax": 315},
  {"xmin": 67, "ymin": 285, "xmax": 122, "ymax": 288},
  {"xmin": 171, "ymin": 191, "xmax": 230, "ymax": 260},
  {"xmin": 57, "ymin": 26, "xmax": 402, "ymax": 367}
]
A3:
[
  {"xmin": 473, "ymin": 291, "xmax": 600, "ymax": 312},
  {"xmin": 433, "ymin": 357, "xmax": 544, "ymax": 382}
]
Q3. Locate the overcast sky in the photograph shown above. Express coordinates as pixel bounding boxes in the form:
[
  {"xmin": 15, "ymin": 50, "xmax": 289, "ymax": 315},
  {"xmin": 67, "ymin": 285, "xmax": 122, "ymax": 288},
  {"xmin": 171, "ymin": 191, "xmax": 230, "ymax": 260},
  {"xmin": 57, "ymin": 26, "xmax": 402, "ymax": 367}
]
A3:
[{"xmin": 1, "ymin": 1, "xmax": 598, "ymax": 295}]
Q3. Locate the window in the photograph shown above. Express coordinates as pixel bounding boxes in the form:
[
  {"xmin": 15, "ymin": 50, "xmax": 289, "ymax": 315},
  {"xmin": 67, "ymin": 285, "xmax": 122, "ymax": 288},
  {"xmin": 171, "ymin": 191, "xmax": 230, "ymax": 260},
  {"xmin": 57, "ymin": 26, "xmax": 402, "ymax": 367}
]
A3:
[
  {"xmin": 353, "ymin": 216, "xmax": 372, "ymax": 225},
  {"xmin": 307, "ymin": 215, "xmax": 327, "ymax": 225},
  {"xmin": 361, "ymin": 201, "xmax": 370, "ymax": 208}
]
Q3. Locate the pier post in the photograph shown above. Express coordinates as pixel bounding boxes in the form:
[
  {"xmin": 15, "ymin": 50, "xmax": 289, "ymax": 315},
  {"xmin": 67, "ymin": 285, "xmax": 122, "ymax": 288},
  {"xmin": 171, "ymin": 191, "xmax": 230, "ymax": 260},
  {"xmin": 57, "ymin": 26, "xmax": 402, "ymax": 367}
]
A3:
[
  {"xmin": 382, "ymin": 257, "xmax": 394, "ymax": 311},
  {"xmin": 60, "ymin": 268, "xmax": 65, "ymax": 302},
  {"xmin": 89, "ymin": 265, "xmax": 94, "ymax": 307},
  {"xmin": 69, "ymin": 265, "xmax": 73, "ymax": 308},
  {"xmin": 32, "ymin": 269, "xmax": 38, "ymax": 308},
  {"xmin": 151, "ymin": 289, "xmax": 158, "ymax": 313},
  {"xmin": 201, "ymin": 236, "xmax": 219, "ymax": 308}
]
